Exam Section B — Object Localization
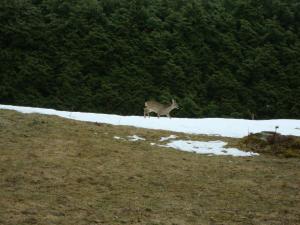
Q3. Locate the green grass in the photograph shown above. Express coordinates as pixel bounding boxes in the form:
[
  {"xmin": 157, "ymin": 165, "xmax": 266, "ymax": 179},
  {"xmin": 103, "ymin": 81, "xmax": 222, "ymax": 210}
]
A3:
[{"xmin": 1, "ymin": 110, "xmax": 300, "ymax": 225}]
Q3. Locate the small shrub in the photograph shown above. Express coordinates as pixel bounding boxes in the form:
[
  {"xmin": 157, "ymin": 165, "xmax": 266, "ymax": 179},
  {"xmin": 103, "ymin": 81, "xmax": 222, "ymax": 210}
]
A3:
[{"xmin": 240, "ymin": 132, "xmax": 300, "ymax": 158}]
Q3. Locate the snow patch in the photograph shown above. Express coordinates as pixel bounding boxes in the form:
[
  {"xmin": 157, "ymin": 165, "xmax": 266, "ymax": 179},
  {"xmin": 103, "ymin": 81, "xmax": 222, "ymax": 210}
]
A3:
[
  {"xmin": 113, "ymin": 136, "xmax": 124, "ymax": 140},
  {"xmin": 113, "ymin": 135, "xmax": 145, "ymax": 141},
  {"xmin": 160, "ymin": 140, "xmax": 258, "ymax": 157},
  {"xmin": 127, "ymin": 135, "xmax": 145, "ymax": 142},
  {"xmin": 159, "ymin": 135, "xmax": 177, "ymax": 142}
]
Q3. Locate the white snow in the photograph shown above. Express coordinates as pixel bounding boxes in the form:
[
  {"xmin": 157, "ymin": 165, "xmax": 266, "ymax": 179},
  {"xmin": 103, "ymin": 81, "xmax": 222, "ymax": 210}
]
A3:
[
  {"xmin": 127, "ymin": 135, "xmax": 145, "ymax": 141},
  {"xmin": 161, "ymin": 140, "xmax": 258, "ymax": 157},
  {"xmin": 113, "ymin": 136, "xmax": 124, "ymax": 140},
  {"xmin": 1, "ymin": 104, "xmax": 300, "ymax": 138},
  {"xmin": 114, "ymin": 135, "xmax": 145, "ymax": 141},
  {"xmin": 159, "ymin": 135, "xmax": 177, "ymax": 142},
  {"xmin": 115, "ymin": 134, "xmax": 257, "ymax": 156}
]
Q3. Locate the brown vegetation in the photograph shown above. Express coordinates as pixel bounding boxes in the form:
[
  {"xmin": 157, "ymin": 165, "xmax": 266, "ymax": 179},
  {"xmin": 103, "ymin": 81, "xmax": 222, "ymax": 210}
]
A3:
[
  {"xmin": 1, "ymin": 110, "xmax": 300, "ymax": 225},
  {"xmin": 240, "ymin": 132, "xmax": 300, "ymax": 158}
]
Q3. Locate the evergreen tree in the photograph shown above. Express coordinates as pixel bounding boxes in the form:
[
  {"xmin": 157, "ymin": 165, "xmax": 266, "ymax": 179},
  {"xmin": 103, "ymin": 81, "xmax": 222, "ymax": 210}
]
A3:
[{"xmin": 0, "ymin": 0, "xmax": 299, "ymax": 119}]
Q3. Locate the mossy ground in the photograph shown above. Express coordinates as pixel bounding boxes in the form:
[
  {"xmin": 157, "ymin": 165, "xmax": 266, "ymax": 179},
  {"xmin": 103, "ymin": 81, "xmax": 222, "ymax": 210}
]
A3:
[{"xmin": 1, "ymin": 110, "xmax": 300, "ymax": 225}]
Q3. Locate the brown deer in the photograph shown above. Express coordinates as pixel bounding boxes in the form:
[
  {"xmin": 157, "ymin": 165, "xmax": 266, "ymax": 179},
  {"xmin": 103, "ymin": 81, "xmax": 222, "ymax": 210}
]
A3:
[{"xmin": 144, "ymin": 99, "xmax": 179, "ymax": 118}]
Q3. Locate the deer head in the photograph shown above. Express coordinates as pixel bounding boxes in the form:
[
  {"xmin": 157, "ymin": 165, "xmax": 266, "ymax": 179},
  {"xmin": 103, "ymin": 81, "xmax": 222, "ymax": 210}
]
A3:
[{"xmin": 172, "ymin": 99, "xmax": 179, "ymax": 109}]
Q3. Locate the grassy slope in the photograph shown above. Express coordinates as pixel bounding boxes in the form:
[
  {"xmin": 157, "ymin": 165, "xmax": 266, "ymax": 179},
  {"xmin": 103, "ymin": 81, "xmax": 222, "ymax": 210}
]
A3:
[{"xmin": 0, "ymin": 110, "xmax": 300, "ymax": 225}]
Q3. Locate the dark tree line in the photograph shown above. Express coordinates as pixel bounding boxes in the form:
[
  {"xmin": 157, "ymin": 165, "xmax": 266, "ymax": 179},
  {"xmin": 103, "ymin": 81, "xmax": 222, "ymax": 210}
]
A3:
[{"xmin": 1, "ymin": 0, "xmax": 300, "ymax": 118}]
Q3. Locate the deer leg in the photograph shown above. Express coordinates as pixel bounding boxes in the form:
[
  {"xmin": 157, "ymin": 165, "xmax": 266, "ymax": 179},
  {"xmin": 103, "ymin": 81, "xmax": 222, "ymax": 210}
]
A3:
[
  {"xmin": 167, "ymin": 113, "xmax": 171, "ymax": 119},
  {"xmin": 144, "ymin": 108, "xmax": 149, "ymax": 118}
]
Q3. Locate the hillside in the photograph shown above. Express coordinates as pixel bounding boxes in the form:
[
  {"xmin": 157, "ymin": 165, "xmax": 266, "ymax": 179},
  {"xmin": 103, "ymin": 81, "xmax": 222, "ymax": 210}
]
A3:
[
  {"xmin": 1, "ymin": 109, "xmax": 300, "ymax": 224},
  {"xmin": 1, "ymin": 104, "xmax": 300, "ymax": 138},
  {"xmin": 1, "ymin": 0, "xmax": 300, "ymax": 118}
]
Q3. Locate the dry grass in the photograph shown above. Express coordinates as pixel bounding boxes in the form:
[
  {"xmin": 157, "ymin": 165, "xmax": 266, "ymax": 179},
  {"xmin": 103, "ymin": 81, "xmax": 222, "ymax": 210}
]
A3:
[{"xmin": 0, "ymin": 110, "xmax": 300, "ymax": 225}]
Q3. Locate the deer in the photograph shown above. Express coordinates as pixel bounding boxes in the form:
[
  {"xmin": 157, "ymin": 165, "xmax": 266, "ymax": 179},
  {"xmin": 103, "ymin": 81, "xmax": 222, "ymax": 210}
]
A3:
[{"xmin": 144, "ymin": 99, "xmax": 179, "ymax": 118}]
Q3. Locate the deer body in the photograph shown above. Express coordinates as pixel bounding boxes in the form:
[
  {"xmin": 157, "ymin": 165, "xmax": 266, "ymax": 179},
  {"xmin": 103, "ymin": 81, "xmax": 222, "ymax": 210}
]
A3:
[{"xmin": 144, "ymin": 99, "xmax": 178, "ymax": 118}]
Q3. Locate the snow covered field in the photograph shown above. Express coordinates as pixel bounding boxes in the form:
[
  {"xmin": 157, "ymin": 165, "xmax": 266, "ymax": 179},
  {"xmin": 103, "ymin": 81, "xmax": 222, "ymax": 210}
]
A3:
[{"xmin": 1, "ymin": 104, "xmax": 300, "ymax": 138}]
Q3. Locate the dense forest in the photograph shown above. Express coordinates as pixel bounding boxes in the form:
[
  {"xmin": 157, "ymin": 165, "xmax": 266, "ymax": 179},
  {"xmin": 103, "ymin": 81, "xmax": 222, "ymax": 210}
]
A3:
[{"xmin": 1, "ymin": 0, "xmax": 300, "ymax": 119}]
